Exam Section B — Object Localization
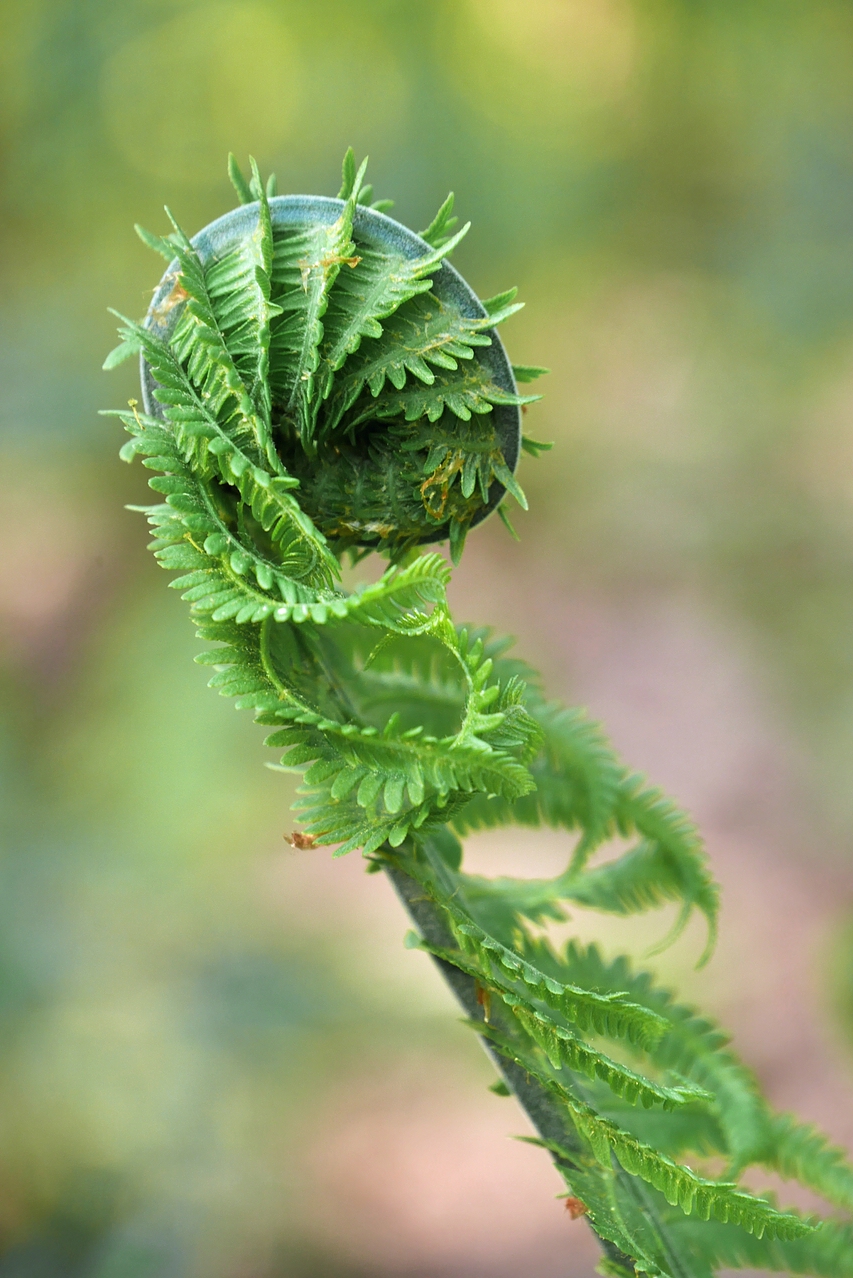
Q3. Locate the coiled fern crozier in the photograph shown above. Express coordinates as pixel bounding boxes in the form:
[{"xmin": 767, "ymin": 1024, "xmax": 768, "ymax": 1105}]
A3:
[{"xmin": 105, "ymin": 152, "xmax": 853, "ymax": 1277}]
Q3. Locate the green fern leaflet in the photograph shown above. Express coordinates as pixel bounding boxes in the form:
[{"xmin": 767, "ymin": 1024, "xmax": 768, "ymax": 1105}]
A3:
[{"xmin": 105, "ymin": 151, "xmax": 851, "ymax": 1278}]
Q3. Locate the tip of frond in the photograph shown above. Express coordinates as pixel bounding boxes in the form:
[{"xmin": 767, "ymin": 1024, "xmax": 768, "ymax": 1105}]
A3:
[
  {"xmin": 643, "ymin": 900, "xmax": 718, "ymax": 969},
  {"xmin": 350, "ymin": 156, "xmax": 369, "ymax": 207},
  {"xmin": 513, "ymin": 365, "xmax": 550, "ymax": 384},
  {"xmin": 248, "ymin": 157, "xmax": 266, "ymax": 202},
  {"xmin": 483, "ymin": 287, "xmax": 518, "ymax": 313},
  {"xmin": 134, "ymin": 223, "xmax": 175, "ymax": 261},
  {"xmin": 696, "ymin": 916, "xmax": 718, "ymax": 969},
  {"xmin": 497, "ymin": 502, "xmax": 520, "ymax": 541},
  {"xmin": 107, "ymin": 306, "xmax": 134, "ymax": 325},
  {"xmin": 521, "ymin": 436, "xmax": 553, "ymax": 458},
  {"xmin": 102, "ymin": 339, "xmax": 139, "ymax": 371},
  {"xmin": 435, "ymin": 220, "xmax": 470, "ymax": 260},
  {"xmin": 644, "ymin": 901, "xmax": 692, "ymax": 961},
  {"xmin": 338, "ymin": 146, "xmax": 357, "ymax": 199},
  {"xmin": 162, "ymin": 206, "xmax": 190, "ymax": 247},
  {"xmin": 228, "ymin": 153, "xmax": 253, "ymax": 204},
  {"xmin": 419, "ymin": 192, "xmax": 459, "ymax": 247}
]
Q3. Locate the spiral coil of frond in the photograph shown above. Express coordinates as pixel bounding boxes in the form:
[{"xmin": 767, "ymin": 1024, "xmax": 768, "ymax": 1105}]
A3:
[{"xmin": 106, "ymin": 152, "xmax": 852, "ymax": 1277}]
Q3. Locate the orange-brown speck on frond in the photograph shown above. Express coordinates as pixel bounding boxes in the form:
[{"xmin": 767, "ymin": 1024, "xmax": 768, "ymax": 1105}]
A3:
[
  {"xmin": 420, "ymin": 454, "xmax": 465, "ymax": 519},
  {"xmin": 151, "ymin": 276, "xmax": 189, "ymax": 325},
  {"xmin": 286, "ymin": 831, "xmax": 317, "ymax": 850},
  {"xmin": 562, "ymin": 1197, "xmax": 588, "ymax": 1219},
  {"xmin": 298, "ymin": 254, "xmax": 361, "ymax": 289}
]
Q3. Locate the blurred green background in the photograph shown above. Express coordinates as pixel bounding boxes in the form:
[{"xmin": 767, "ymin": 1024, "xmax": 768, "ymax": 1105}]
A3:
[{"xmin": 5, "ymin": 1, "xmax": 853, "ymax": 1274}]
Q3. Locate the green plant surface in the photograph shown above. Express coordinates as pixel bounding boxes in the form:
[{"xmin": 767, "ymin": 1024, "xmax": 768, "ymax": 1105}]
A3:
[{"xmin": 105, "ymin": 151, "xmax": 853, "ymax": 1278}]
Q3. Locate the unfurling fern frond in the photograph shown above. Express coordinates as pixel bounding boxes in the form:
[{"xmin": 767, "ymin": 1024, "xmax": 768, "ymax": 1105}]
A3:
[{"xmin": 105, "ymin": 151, "xmax": 851, "ymax": 1278}]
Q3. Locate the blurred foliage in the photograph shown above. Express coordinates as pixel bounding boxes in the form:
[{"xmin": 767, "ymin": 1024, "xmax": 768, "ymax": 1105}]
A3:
[{"xmin": 5, "ymin": 0, "xmax": 853, "ymax": 1273}]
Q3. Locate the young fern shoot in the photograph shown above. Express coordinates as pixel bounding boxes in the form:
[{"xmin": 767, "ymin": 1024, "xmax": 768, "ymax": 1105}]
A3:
[{"xmin": 105, "ymin": 152, "xmax": 853, "ymax": 1278}]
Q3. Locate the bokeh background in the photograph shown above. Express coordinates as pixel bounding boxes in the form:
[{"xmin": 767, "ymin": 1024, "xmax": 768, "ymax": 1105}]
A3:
[{"xmin": 4, "ymin": 1, "xmax": 853, "ymax": 1274}]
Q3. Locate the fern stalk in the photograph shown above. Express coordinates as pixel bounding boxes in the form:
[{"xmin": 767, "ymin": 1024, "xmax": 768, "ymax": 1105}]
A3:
[{"xmin": 104, "ymin": 152, "xmax": 852, "ymax": 1278}]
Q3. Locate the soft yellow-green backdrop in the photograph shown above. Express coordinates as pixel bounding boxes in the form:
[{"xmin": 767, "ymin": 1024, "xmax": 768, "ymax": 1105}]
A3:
[{"xmin": 4, "ymin": 2, "xmax": 853, "ymax": 1275}]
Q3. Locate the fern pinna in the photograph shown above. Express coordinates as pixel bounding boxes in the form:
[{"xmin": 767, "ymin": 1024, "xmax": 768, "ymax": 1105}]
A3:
[{"xmin": 105, "ymin": 152, "xmax": 853, "ymax": 1277}]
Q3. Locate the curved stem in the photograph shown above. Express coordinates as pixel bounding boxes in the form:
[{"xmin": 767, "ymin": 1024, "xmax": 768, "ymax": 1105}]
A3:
[{"xmin": 383, "ymin": 861, "xmax": 646, "ymax": 1277}]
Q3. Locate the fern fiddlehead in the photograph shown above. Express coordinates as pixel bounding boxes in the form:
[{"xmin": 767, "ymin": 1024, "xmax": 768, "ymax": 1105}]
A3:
[{"xmin": 105, "ymin": 152, "xmax": 853, "ymax": 1277}]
